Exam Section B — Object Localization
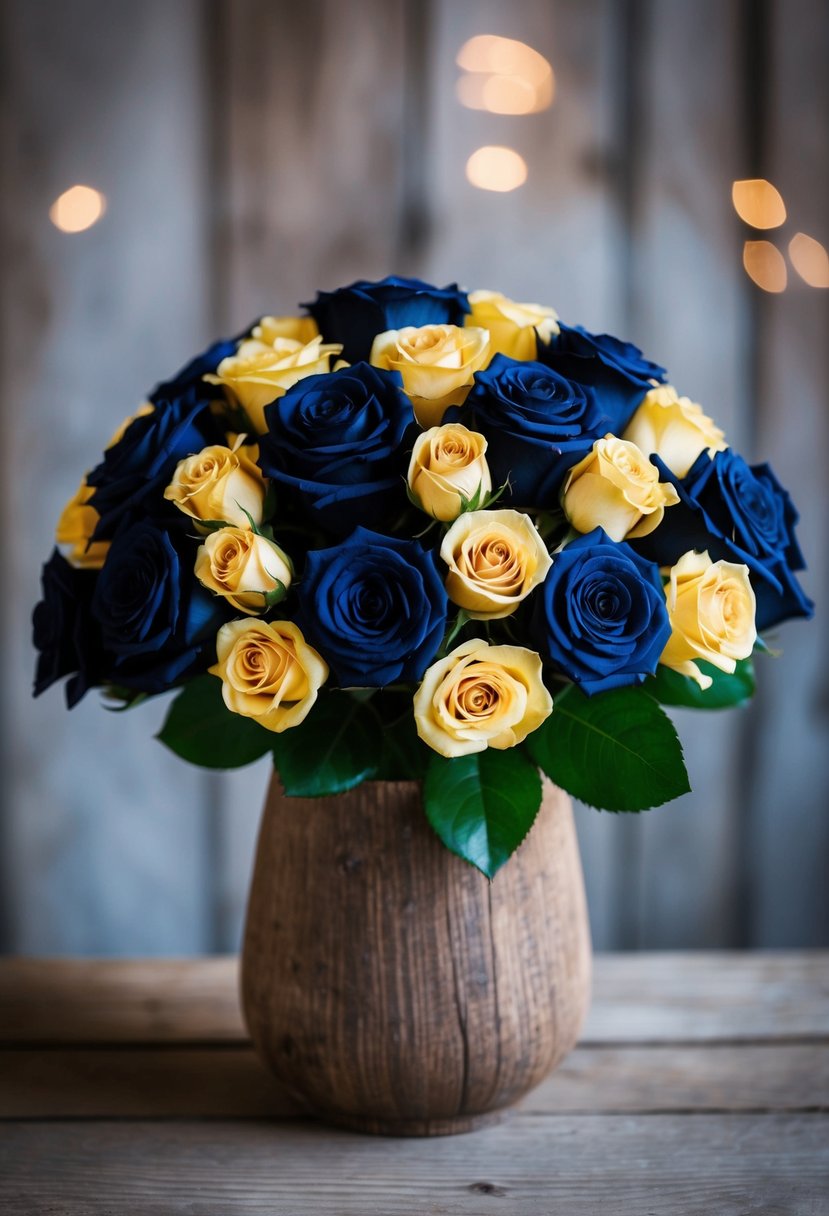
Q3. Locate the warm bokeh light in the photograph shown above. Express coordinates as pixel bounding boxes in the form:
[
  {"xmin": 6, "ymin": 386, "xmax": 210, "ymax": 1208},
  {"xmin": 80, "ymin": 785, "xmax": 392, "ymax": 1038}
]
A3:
[
  {"xmin": 49, "ymin": 185, "xmax": 107, "ymax": 233},
  {"xmin": 456, "ymin": 34, "xmax": 554, "ymax": 114},
  {"xmin": 465, "ymin": 146, "xmax": 528, "ymax": 192},
  {"xmin": 788, "ymin": 232, "xmax": 829, "ymax": 288},
  {"xmin": 743, "ymin": 240, "xmax": 787, "ymax": 292},
  {"xmin": 732, "ymin": 179, "xmax": 786, "ymax": 229}
]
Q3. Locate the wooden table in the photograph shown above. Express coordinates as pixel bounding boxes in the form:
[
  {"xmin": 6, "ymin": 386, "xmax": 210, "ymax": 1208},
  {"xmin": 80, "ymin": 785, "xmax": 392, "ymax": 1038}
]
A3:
[{"xmin": 0, "ymin": 954, "xmax": 827, "ymax": 1214}]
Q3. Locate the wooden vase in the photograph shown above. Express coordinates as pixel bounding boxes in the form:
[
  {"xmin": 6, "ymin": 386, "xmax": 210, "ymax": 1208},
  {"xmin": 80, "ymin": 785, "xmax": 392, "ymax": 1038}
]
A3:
[{"xmin": 241, "ymin": 776, "xmax": 591, "ymax": 1136}]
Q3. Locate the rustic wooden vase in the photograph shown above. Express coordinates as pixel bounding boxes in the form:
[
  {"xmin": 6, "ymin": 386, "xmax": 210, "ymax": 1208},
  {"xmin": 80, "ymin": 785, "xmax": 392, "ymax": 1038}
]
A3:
[{"xmin": 241, "ymin": 776, "xmax": 591, "ymax": 1136}]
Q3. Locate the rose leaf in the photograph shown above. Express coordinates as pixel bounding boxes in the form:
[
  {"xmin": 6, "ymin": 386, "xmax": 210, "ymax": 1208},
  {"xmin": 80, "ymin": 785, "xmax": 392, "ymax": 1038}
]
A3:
[
  {"xmin": 157, "ymin": 674, "xmax": 273, "ymax": 769},
  {"xmin": 423, "ymin": 747, "xmax": 543, "ymax": 878},
  {"xmin": 526, "ymin": 684, "xmax": 690, "ymax": 811}
]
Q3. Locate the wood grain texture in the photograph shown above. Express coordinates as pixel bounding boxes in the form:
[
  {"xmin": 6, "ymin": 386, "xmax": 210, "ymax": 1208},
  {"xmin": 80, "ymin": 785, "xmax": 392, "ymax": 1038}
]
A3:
[
  {"xmin": 1, "ymin": 1115, "xmax": 827, "ymax": 1215},
  {"xmin": 745, "ymin": 0, "xmax": 829, "ymax": 948},
  {"xmin": 0, "ymin": 958, "xmax": 246, "ymax": 1044},
  {"xmin": 2, "ymin": 952, "xmax": 827, "ymax": 1044},
  {"xmin": 0, "ymin": 0, "xmax": 219, "ymax": 956},
  {"xmin": 241, "ymin": 778, "xmax": 591, "ymax": 1133},
  {"xmin": 1, "ymin": 1042, "xmax": 825, "ymax": 1118},
  {"xmin": 627, "ymin": 0, "xmax": 749, "ymax": 951}
]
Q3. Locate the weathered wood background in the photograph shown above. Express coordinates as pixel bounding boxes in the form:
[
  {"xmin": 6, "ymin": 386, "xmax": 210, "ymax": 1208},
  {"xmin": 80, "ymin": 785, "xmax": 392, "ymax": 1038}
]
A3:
[{"xmin": 0, "ymin": 0, "xmax": 826, "ymax": 953}]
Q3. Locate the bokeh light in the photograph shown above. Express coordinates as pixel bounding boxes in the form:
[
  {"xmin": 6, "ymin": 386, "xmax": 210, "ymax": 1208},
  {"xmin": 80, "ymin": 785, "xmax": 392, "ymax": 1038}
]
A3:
[
  {"xmin": 743, "ymin": 240, "xmax": 788, "ymax": 292},
  {"xmin": 456, "ymin": 34, "xmax": 554, "ymax": 114},
  {"xmin": 465, "ymin": 146, "xmax": 528, "ymax": 192},
  {"xmin": 49, "ymin": 185, "xmax": 107, "ymax": 233},
  {"xmin": 788, "ymin": 232, "xmax": 829, "ymax": 288},
  {"xmin": 732, "ymin": 179, "xmax": 786, "ymax": 229}
]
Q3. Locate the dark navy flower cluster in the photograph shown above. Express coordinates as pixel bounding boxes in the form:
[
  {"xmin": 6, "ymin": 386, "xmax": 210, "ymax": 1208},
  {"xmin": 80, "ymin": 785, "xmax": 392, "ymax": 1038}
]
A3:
[{"xmin": 33, "ymin": 273, "xmax": 811, "ymax": 732}]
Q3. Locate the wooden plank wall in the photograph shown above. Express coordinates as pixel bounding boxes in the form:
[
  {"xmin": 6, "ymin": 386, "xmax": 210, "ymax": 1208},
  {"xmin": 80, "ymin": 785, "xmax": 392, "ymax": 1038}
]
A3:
[{"xmin": 0, "ymin": 0, "xmax": 826, "ymax": 954}]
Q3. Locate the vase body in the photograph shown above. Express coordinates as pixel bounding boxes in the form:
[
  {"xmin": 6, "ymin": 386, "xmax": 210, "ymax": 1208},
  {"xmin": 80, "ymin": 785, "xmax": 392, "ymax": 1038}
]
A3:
[{"xmin": 241, "ymin": 776, "xmax": 591, "ymax": 1136}]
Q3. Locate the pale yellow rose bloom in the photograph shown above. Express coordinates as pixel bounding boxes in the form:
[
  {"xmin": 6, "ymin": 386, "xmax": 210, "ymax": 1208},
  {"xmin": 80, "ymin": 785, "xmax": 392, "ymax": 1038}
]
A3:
[
  {"xmin": 254, "ymin": 315, "xmax": 319, "ymax": 345},
  {"xmin": 659, "ymin": 551, "xmax": 756, "ymax": 689},
  {"xmin": 195, "ymin": 527, "xmax": 292, "ymax": 615},
  {"xmin": 407, "ymin": 424, "xmax": 492, "ymax": 521},
  {"xmin": 210, "ymin": 619, "xmax": 328, "ymax": 734},
  {"xmin": 414, "ymin": 639, "xmax": 552, "ymax": 758},
  {"xmin": 441, "ymin": 509, "xmax": 552, "ymax": 620},
  {"xmin": 56, "ymin": 480, "xmax": 110, "ymax": 570},
  {"xmin": 623, "ymin": 384, "xmax": 728, "ymax": 478},
  {"xmin": 465, "ymin": 289, "xmax": 559, "ymax": 361},
  {"xmin": 370, "ymin": 324, "xmax": 490, "ymax": 428},
  {"xmin": 205, "ymin": 317, "xmax": 341, "ymax": 433},
  {"xmin": 164, "ymin": 438, "xmax": 266, "ymax": 529},
  {"xmin": 562, "ymin": 435, "xmax": 680, "ymax": 543}
]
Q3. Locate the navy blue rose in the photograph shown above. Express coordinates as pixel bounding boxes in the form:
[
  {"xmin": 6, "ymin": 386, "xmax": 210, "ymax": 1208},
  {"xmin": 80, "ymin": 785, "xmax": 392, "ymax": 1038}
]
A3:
[
  {"xmin": 297, "ymin": 527, "xmax": 448, "ymax": 687},
  {"xmin": 258, "ymin": 363, "xmax": 415, "ymax": 535},
  {"xmin": 531, "ymin": 529, "xmax": 671, "ymax": 695},
  {"xmin": 91, "ymin": 520, "xmax": 227, "ymax": 693},
  {"xmin": 33, "ymin": 550, "xmax": 103, "ymax": 707},
  {"xmin": 304, "ymin": 276, "xmax": 469, "ymax": 364},
  {"xmin": 635, "ymin": 450, "xmax": 813, "ymax": 631},
  {"xmin": 548, "ymin": 323, "xmax": 667, "ymax": 385},
  {"xmin": 149, "ymin": 335, "xmax": 239, "ymax": 404},
  {"xmin": 456, "ymin": 355, "xmax": 617, "ymax": 504},
  {"xmin": 87, "ymin": 384, "xmax": 225, "ymax": 539}
]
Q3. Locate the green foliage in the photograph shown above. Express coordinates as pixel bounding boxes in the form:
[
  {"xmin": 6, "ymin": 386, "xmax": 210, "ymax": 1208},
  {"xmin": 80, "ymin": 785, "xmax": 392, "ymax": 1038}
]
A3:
[
  {"xmin": 271, "ymin": 691, "xmax": 380, "ymax": 796},
  {"xmin": 157, "ymin": 675, "xmax": 273, "ymax": 769},
  {"xmin": 526, "ymin": 684, "xmax": 690, "ymax": 812},
  {"xmin": 644, "ymin": 659, "xmax": 755, "ymax": 710},
  {"xmin": 423, "ymin": 747, "xmax": 543, "ymax": 878}
]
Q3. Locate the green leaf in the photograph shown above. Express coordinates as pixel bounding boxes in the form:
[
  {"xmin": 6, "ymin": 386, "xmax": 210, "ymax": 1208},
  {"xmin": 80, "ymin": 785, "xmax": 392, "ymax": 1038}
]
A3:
[
  {"xmin": 526, "ymin": 684, "xmax": 690, "ymax": 812},
  {"xmin": 157, "ymin": 675, "xmax": 273, "ymax": 769},
  {"xmin": 423, "ymin": 748, "xmax": 543, "ymax": 878},
  {"xmin": 271, "ymin": 691, "xmax": 379, "ymax": 796},
  {"xmin": 439, "ymin": 609, "xmax": 470, "ymax": 656},
  {"xmin": 370, "ymin": 696, "xmax": 429, "ymax": 781},
  {"xmin": 644, "ymin": 659, "xmax": 755, "ymax": 710}
]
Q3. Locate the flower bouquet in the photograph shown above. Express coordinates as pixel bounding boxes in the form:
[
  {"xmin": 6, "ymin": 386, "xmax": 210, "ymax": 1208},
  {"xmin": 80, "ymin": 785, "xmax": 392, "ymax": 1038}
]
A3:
[{"xmin": 34, "ymin": 276, "xmax": 813, "ymax": 879}]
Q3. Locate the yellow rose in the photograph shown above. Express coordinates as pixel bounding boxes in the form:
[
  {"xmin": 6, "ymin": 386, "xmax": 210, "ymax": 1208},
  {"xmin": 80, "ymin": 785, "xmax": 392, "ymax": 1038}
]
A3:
[
  {"xmin": 204, "ymin": 316, "xmax": 341, "ymax": 433},
  {"xmin": 659, "ymin": 551, "xmax": 756, "ymax": 689},
  {"xmin": 440, "ymin": 509, "xmax": 552, "ymax": 619},
  {"xmin": 56, "ymin": 480, "xmax": 109, "ymax": 570},
  {"xmin": 210, "ymin": 619, "xmax": 328, "ymax": 734},
  {"xmin": 253, "ymin": 315, "xmax": 319, "ymax": 345},
  {"xmin": 164, "ymin": 439, "xmax": 266, "ymax": 529},
  {"xmin": 562, "ymin": 435, "xmax": 680, "ymax": 542},
  {"xmin": 465, "ymin": 289, "xmax": 559, "ymax": 360},
  {"xmin": 623, "ymin": 384, "xmax": 728, "ymax": 477},
  {"xmin": 407, "ymin": 424, "xmax": 492, "ymax": 521},
  {"xmin": 370, "ymin": 324, "xmax": 490, "ymax": 428},
  {"xmin": 414, "ymin": 639, "xmax": 552, "ymax": 758},
  {"xmin": 195, "ymin": 527, "xmax": 292, "ymax": 615}
]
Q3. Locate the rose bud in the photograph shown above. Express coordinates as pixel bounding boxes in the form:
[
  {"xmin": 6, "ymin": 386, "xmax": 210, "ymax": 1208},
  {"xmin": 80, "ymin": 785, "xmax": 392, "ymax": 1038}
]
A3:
[
  {"xmin": 164, "ymin": 440, "xmax": 266, "ymax": 530},
  {"xmin": 407, "ymin": 424, "xmax": 492, "ymax": 521},
  {"xmin": 195, "ymin": 528, "xmax": 292, "ymax": 615},
  {"xmin": 464, "ymin": 289, "xmax": 559, "ymax": 361},
  {"xmin": 562, "ymin": 434, "xmax": 680, "ymax": 542},
  {"xmin": 659, "ymin": 551, "xmax": 756, "ymax": 689},
  {"xmin": 623, "ymin": 384, "xmax": 727, "ymax": 478},
  {"xmin": 370, "ymin": 324, "xmax": 490, "ymax": 428}
]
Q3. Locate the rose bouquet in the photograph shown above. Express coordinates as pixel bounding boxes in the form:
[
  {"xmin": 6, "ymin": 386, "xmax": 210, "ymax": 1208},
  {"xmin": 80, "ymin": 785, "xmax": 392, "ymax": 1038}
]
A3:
[{"xmin": 33, "ymin": 276, "xmax": 813, "ymax": 877}]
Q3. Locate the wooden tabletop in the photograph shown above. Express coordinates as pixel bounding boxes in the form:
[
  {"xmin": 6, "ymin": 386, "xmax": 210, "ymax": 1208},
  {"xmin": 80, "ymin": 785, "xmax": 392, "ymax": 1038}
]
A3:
[{"xmin": 0, "ymin": 953, "xmax": 827, "ymax": 1215}]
